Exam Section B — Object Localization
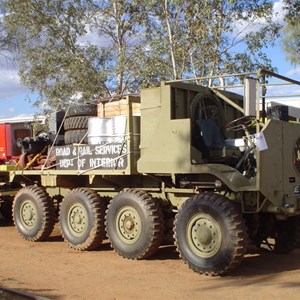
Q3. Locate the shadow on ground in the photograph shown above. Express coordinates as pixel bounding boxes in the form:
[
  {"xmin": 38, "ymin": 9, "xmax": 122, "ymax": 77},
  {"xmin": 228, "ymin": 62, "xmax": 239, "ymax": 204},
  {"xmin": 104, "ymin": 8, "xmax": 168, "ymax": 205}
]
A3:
[{"xmin": 0, "ymin": 286, "xmax": 58, "ymax": 300}]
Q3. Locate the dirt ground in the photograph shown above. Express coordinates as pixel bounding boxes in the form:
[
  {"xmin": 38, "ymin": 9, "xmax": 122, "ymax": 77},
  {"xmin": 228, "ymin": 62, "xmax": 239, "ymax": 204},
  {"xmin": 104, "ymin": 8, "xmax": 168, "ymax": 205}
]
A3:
[{"xmin": 1, "ymin": 219, "xmax": 300, "ymax": 300}]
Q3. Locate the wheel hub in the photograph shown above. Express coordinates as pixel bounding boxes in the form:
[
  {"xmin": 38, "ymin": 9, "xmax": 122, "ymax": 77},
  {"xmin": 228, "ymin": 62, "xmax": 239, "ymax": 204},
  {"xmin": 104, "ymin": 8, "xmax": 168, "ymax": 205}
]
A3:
[
  {"xmin": 197, "ymin": 226, "xmax": 212, "ymax": 245},
  {"xmin": 124, "ymin": 217, "xmax": 135, "ymax": 232},
  {"xmin": 20, "ymin": 200, "xmax": 37, "ymax": 229},
  {"xmin": 116, "ymin": 206, "xmax": 142, "ymax": 244},
  {"xmin": 68, "ymin": 203, "xmax": 88, "ymax": 236},
  {"xmin": 73, "ymin": 213, "xmax": 83, "ymax": 225},
  {"xmin": 24, "ymin": 208, "xmax": 34, "ymax": 221},
  {"xmin": 187, "ymin": 213, "xmax": 222, "ymax": 258}
]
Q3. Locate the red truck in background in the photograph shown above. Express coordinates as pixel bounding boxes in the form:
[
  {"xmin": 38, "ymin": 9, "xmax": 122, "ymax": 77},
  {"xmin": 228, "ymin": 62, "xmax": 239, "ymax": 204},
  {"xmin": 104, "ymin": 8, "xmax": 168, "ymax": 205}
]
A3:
[
  {"xmin": 0, "ymin": 122, "xmax": 33, "ymax": 164},
  {"xmin": 0, "ymin": 123, "xmax": 12, "ymax": 163}
]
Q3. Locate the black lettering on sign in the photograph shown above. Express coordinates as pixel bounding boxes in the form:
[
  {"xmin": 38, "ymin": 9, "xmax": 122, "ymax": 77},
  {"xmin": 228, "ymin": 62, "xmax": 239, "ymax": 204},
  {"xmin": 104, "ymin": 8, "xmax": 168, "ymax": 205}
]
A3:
[{"xmin": 55, "ymin": 144, "xmax": 127, "ymax": 170}]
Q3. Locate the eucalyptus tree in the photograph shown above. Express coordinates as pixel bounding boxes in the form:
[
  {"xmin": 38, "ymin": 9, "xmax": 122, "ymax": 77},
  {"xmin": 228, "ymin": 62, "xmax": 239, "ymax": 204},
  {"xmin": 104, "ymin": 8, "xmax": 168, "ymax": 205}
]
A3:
[
  {"xmin": 0, "ymin": 18, "xmax": 14, "ymax": 55},
  {"xmin": 1, "ymin": 0, "xmax": 150, "ymax": 110},
  {"xmin": 89, "ymin": 0, "xmax": 150, "ymax": 94},
  {"xmin": 1, "ymin": 0, "xmax": 106, "ymax": 110},
  {"xmin": 1, "ymin": 0, "xmax": 282, "ymax": 111},
  {"xmin": 283, "ymin": 0, "xmax": 300, "ymax": 65},
  {"xmin": 145, "ymin": 0, "xmax": 280, "ymax": 83}
]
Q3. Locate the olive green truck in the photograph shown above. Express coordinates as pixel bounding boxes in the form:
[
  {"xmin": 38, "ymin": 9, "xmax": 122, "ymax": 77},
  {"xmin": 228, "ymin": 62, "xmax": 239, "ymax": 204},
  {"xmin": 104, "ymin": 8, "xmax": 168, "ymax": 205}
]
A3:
[{"xmin": 1, "ymin": 69, "xmax": 300, "ymax": 276}]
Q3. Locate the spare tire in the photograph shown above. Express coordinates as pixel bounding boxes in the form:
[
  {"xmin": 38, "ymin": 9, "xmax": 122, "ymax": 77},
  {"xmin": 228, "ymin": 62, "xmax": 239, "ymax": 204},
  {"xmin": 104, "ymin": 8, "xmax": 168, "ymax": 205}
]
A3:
[
  {"xmin": 67, "ymin": 104, "xmax": 97, "ymax": 117},
  {"xmin": 64, "ymin": 129, "xmax": 88, "ymax": 144},
  {"xmin": 64, "ymin": 116, "xmax": 89, "ymax": 131}
]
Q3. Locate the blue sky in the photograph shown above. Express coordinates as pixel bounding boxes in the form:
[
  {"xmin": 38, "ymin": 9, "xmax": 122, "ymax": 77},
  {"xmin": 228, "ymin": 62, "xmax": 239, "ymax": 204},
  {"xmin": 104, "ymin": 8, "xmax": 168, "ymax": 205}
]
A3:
[{"xmin": 0, "ymin": 0, "xmax": 299, "ymax": 119}]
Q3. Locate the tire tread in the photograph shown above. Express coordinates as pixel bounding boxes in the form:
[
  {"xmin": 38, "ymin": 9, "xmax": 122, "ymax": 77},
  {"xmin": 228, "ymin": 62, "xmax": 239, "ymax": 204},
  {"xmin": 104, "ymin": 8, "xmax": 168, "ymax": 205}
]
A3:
[
  {"xmin": 60, "ymin": 188, "xmax": 106, "ymax": 251},
  {"xmin": 13, "ymin": 186, "xmax": 56, "ymax": 242},
  {"xmin": 105, "ymin": 189, "xmax": 164, "ymax": 259},
  {"xmin": 174, "ymin": 192, "xmax": 247, "ymax": 276}
]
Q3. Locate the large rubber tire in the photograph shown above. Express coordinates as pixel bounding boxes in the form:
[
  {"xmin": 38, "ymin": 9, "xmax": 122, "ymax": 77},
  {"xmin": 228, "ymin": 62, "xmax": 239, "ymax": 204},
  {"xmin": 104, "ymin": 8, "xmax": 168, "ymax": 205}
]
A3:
[
  {"xmin": 106, "ymin": 189, "xmax": 164, "ymax": 259},
  {"xmin": 60, "ymin": 188, "xmax": 106, "ymax": 251},
  {"xmin": 64, "ymin": 129, "xmax": 88, "ymax": 144},
  {"xmin": 64, "ymin": 116, "xmax": 89, "ymax": 131},
  {"xmin": 67, "ymin": 104, "xmax": 97, "ymax": 117},
  {"xmin": 159, "ymin": 198, "xmax": 176, "ymax": 245},
  {"xmin": 174, "ymin": 192, "xmax": 247, "ymax": 276},
  {"xmin": 13, "ymin": 186, "xmax": 56, "ymax": 241}
]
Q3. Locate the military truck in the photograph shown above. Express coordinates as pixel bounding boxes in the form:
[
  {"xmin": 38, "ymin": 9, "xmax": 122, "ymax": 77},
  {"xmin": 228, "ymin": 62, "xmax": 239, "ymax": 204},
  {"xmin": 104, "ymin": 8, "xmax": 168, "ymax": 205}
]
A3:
[{"xmin": 1, "ymin": 69, "xmax": 300, "ymax": 276}]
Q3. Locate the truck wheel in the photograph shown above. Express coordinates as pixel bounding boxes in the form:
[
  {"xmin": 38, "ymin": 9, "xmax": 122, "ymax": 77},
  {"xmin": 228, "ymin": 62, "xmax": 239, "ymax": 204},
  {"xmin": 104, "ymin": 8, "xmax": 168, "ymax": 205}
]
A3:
[
  {"xmin": 60, "ymin": 188, "xmax": 106, "ymax": 251},
  {"xmin": 106, "ymin": 189, "xmax": 164, "ymax": 259},
  {"xmin": 174, "ymin": 192, "xmax": 247, "ymax": 276},
  {"xmin": 13, "ymin": 186, "xmax": 56, "ymax": 241}
]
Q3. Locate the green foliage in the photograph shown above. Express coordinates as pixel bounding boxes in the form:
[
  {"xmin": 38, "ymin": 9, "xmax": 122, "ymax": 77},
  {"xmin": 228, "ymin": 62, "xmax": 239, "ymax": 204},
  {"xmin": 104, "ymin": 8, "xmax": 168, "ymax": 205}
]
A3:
[
  {"xmin": 284, "ymin": 0, "xmax": 300, "ymax": 22},
  {"xmin": 144, "ymin": 0, "xmax": 279, "ymax": 81},
  {"xmin": 0, "ymin": 10, "xmax": 17, "ymax": 59},
  {"xmin": 1, "ymin": 0, "xmax": 110, "ymax": 110},
  {"xmin": 0, "ymin": 0, "xmax": 281, "ymax": 111},
  {"xmin": 283, "ymin": 0, "xmax": 300, "ymax": 65},
  {"xmin": 89, "ymin": 0, "xmax": 152, "ymax": 94}
]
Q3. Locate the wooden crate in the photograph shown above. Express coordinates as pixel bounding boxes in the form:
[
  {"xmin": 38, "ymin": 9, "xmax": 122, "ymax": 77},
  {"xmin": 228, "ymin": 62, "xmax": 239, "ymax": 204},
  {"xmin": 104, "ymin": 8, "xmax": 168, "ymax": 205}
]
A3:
[{"xmin": 97, "ymin": 96, "xmax": 141, "ymax": 117}]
